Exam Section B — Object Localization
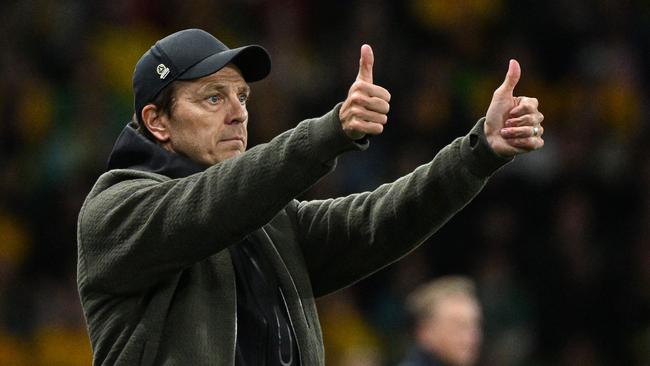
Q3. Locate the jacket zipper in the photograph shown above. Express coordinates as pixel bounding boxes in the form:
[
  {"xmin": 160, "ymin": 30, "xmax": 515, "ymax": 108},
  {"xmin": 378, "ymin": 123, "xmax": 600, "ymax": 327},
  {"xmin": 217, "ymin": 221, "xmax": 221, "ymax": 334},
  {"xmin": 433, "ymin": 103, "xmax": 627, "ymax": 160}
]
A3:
[
  {"xmin": 260, "ymin": 227, "xmax": 311, "ymax": 329},
  {"xmin": 278, "ymin": 287, "xmax": 302, "ymax": 365}
]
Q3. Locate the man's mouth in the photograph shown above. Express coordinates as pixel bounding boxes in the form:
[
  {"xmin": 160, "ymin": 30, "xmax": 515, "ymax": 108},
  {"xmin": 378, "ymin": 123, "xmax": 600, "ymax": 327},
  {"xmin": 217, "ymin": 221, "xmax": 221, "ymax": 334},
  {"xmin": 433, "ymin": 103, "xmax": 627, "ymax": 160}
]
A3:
[{"xmin": 220, "ymin": 136, "xmax": 245, "ymax": 145}]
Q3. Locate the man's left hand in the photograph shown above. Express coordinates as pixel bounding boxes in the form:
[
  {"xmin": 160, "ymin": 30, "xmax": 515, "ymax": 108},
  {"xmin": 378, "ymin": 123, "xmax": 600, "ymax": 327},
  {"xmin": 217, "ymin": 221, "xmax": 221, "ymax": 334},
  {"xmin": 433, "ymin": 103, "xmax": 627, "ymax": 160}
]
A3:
[{"xmin": 484, "ymin": 59, "xmax": 545, "ymax": 157}]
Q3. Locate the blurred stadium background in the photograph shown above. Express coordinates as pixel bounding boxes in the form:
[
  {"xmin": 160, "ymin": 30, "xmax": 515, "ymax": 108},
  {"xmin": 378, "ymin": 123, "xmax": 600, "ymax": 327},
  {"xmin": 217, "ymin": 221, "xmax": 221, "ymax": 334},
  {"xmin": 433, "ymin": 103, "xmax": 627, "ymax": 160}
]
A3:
[{"xmin": 0, "ymin": 0, "xmax": 648, "ymax": 365}]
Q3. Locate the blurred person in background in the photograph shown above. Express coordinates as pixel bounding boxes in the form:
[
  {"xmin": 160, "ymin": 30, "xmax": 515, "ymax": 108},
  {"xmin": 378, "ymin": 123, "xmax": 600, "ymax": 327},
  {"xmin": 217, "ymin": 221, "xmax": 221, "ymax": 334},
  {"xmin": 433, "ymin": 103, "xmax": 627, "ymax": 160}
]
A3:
[
  {"xmin": 76, "ymin": 27, "xmax": 544, "ymax": 365},
  {"xmin": 399, "ymin": 276, "xmax": 482, "ymax": 366}
]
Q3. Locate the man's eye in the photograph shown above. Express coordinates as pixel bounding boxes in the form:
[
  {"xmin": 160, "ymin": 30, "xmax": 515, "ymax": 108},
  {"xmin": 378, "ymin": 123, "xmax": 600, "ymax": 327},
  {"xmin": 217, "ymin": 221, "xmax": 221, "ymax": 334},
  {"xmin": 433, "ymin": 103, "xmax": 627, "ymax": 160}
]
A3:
[
  {"xmin": 238, "ymin": 94, "xmax": 248, "ymax": 104},
  {"xmin": 207, "ymin": 95, "xmax": 221, "ymax": 104}
]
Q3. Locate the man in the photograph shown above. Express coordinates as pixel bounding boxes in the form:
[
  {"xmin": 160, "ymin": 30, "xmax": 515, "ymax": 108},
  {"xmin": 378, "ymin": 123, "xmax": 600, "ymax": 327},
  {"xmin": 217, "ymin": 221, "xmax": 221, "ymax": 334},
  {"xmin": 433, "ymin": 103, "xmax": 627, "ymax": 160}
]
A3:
[
  {"xmin": 76, "ymin": 28, "xmax": 544, "ymax": 365},
  {"xmin": 399, "ymin": 276, "xmax": 482, "ymax": 366}
]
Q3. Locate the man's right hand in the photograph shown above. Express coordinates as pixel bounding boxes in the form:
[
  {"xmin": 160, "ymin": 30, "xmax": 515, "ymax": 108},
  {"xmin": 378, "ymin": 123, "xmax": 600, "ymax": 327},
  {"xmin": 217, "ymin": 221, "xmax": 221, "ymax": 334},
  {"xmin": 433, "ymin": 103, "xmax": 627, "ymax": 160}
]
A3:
[{"xmin": 339, "ymin": 44, "xmax": 391, "ymax": 140}]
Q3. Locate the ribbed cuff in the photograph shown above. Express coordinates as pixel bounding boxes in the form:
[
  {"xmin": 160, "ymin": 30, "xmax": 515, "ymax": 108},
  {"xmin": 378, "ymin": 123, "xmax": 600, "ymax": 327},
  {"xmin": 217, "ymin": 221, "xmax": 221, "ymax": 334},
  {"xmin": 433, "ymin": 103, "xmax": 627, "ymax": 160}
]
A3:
[
  {"xmin": 308, "ymin": 103, "xmax": 369, "ymax": 164},
  {"xmin": 460, "ymin": 118, "xmax": 513, "ymax": 177}
]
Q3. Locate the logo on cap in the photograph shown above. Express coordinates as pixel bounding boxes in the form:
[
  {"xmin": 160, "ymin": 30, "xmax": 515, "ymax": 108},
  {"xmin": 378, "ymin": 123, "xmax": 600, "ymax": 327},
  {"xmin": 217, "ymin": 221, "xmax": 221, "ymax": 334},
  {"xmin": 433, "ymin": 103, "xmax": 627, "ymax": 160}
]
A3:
[{"xmin": 156, "ymin": 64, "xmax": 170, "ymax": 79}]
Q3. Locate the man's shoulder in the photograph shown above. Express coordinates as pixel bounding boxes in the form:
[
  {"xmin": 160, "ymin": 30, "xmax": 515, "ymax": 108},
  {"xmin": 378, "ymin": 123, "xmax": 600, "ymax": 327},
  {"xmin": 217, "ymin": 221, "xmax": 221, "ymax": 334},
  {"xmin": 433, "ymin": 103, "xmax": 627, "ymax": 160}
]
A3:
[
  {"xmin": 82, "ymin": 169, "xmax": 170, "ymax": 210},
  {"xmin": 97, "ymin": 168, "xmax": 169, "ymax": 186}
]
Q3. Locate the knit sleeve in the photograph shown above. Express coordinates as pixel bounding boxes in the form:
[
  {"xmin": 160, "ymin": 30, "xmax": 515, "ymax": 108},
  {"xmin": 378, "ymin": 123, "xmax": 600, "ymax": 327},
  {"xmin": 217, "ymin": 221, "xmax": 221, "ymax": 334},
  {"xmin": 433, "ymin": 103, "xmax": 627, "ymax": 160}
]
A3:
[
  {"xmin": 77, "ymin": 104, "xmax": 364, "ymax": 294},
  {"xmin": 295, "ymin": 118, "xmax": 512, "ymax": 297}
]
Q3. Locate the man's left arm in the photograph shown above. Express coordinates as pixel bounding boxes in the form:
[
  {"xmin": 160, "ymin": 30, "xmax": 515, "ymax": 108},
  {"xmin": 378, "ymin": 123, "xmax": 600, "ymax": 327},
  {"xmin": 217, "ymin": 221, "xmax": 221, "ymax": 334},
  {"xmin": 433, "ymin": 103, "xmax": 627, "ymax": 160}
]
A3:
[{"xmin": 294, "ymin": 59, "xmax": 544, "ymax": 297}]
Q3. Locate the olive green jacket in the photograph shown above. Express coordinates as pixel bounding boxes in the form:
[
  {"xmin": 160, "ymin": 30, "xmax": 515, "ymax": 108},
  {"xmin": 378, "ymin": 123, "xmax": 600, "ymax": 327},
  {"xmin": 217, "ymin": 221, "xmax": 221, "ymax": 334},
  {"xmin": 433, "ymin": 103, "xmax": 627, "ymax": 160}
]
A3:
[{"xmin": 76, "ymin": 105, "xmax": 510, "ymax": 365}]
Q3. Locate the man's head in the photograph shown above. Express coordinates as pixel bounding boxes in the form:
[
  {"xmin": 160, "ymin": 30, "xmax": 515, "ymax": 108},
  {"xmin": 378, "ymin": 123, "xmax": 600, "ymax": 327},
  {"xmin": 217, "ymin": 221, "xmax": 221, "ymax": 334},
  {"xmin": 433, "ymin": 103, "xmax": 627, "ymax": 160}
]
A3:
[
  {"xmin": 406, "ymin": 276, "xmax": 482, "ymax": 366},
  {"xmin": 132, "ymin": 29, "xmax": 271, "ymax": 165}
]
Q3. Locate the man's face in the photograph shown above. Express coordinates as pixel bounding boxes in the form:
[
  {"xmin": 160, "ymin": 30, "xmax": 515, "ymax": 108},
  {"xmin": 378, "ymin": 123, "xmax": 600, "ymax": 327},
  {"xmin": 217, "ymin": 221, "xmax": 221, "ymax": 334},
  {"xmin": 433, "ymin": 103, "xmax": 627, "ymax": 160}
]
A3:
[
  {"xmin": 419, "ymin": 294, "xmax": 482, "ymax": 366},
  {"xmin": 163, "ymin": 65, "xmax": 250, "ymax": 166}
]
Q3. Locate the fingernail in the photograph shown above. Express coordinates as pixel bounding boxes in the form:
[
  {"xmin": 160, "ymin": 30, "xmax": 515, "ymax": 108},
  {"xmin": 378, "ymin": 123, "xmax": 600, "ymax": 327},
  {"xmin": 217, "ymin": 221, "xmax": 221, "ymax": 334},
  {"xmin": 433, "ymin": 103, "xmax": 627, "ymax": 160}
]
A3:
[{"xmin": 505, "ymin": 120, "xmax": 513, "ymax": 127}]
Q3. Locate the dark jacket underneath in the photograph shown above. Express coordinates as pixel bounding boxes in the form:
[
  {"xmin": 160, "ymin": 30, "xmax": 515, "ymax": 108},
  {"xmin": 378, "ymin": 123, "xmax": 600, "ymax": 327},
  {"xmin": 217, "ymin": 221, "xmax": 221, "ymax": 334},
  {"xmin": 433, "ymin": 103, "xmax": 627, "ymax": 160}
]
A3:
[
  {"xmin": 229, "ymin": 238, "xmax": 299, "ymax": 365},
  {"xmin": 77, "ymin": 105, "xmax": 510, "ymax": 365}
]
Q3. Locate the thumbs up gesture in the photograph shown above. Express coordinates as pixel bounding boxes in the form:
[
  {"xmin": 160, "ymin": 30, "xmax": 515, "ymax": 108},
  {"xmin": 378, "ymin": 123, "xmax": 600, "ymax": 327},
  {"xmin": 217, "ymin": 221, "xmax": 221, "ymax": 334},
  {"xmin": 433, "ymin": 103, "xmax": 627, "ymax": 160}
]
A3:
[
  {"xmin": 485, "ymin": 60, "xmax": 545, "ymax": 157},
  {"xmin": 339, "ymin": 45, "xmax": 391, "ymax": 140}
]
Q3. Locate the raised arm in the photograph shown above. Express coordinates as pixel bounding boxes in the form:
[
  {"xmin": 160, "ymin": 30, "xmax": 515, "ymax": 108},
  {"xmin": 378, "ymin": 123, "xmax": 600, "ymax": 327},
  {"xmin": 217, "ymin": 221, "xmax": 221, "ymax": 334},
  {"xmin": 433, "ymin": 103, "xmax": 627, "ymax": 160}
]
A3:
[
  {"xmin": 295, "ymin": 120, "xmax": 511, "ymax": 297},
  {"xmin": 78, "ymin": 107, "xmax": 363, "ymax": 294},
  {"xmin": 77, "ymin": 45, "xmax": 394, "ymax": 295},
  {"xmin": 296, "ymin": 60, "xmax": 544, "ymax": 297}
]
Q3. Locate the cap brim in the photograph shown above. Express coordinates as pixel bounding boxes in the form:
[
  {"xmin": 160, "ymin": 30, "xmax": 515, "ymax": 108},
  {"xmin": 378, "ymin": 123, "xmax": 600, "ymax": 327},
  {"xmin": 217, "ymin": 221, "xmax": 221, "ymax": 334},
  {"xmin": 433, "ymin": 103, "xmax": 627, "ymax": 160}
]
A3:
[{"xmin": 177, "ymin": 45, "xmax": 271, "ymax": 82}]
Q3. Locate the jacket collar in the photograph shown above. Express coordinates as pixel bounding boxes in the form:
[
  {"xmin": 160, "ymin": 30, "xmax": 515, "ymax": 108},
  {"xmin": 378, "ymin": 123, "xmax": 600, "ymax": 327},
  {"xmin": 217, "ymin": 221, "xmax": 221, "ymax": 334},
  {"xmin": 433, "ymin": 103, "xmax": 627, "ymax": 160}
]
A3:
[{"xmin": 107, "ymin": 121, "xmax": 208, "ymax": 179}]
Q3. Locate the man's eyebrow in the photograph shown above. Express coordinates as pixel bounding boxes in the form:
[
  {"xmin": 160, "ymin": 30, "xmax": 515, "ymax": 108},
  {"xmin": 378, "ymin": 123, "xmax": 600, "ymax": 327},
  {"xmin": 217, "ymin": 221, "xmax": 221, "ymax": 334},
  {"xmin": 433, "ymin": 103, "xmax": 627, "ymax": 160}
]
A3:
[{"xmin": 199, "ymin": 83, "xmax": 250, "ymax": 94}]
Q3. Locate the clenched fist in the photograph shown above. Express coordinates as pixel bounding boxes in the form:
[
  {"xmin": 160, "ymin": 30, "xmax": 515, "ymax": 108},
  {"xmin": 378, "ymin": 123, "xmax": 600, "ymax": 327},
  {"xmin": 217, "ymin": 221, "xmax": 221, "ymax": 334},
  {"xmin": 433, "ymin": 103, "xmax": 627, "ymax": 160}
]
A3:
[{"xmin": 339, "ymin": 45, "xmax": 391, "ymax": 140}]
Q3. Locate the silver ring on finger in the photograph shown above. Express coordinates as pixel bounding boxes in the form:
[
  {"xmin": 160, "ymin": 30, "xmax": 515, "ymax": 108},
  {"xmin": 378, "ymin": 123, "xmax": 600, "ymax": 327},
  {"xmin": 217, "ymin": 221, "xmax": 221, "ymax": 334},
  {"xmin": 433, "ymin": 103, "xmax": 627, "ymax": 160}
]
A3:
[{"xmin": 532, "ymin": 125, "xmax": 540, "ymax": 137}]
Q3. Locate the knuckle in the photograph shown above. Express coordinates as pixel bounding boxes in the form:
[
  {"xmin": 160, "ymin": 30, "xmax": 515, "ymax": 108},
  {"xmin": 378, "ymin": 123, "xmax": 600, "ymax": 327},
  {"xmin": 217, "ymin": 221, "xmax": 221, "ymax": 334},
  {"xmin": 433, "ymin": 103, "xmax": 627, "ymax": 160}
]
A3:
[
  {"xmin": 518, "ymin": 98, "xmax": 533, "ymax": 109},
  {"xmin": 350, "ymin": 106, "xmax": 364, "ymax": 117},
  {"xmin": 347, "ymin": 119, "xmax": 360, "ymax": 129},
  {"xmin": 515, "ymin": 97, "xmax": 526, "ymax": 108},
  {"xmin": 359, "ymin": 80, "xmax": 372, "ymax": 91},
  {"xmin": 384, "ymin": 90, "xmax": 392, "ymax": 102},
  {"xmin": 350, "ymin": 92, "xmax": 364, "ymax": 104}
]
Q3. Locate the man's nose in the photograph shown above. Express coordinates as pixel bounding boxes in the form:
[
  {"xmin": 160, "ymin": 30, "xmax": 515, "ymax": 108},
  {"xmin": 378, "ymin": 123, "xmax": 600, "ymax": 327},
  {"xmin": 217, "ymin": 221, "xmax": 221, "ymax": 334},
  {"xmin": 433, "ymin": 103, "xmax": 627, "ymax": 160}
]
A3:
[{"xmin": 225, "ymin": 95, "xmax": 247, "ymax": 125}]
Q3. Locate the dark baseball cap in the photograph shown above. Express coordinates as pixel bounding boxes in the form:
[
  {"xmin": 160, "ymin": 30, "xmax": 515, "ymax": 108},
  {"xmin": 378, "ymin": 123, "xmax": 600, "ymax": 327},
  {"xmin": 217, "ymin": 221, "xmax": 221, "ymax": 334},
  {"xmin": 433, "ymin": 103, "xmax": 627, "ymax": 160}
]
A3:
[{"xmin": 133, "ymin": 28, "xmax": 271, "ymax": 123}]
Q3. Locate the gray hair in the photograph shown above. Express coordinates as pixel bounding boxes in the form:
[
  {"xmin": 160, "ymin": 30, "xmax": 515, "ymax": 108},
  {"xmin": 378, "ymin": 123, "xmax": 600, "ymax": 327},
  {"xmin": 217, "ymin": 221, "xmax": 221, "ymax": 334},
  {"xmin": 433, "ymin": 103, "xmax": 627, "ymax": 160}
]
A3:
[{"xmin": 405, "ymin": 276, "xmax": 477, "ymax": 323}]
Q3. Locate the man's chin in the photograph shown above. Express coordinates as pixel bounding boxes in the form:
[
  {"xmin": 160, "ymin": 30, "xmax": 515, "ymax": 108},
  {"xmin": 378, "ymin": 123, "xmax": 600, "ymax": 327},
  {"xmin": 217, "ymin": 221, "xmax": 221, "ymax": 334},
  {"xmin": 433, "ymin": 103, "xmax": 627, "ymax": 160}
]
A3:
[{"xmin": 211, "ymin": 150, "xmax": 244, "ymax": 164}]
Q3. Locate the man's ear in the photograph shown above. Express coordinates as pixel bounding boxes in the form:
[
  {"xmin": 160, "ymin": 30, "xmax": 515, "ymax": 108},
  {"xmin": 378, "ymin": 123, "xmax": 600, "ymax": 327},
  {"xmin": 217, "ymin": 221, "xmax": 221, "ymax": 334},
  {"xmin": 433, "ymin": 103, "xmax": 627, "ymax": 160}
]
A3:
[{"xmin": 142, "ymin": 104, "xmax": 171, "ymax": 142}]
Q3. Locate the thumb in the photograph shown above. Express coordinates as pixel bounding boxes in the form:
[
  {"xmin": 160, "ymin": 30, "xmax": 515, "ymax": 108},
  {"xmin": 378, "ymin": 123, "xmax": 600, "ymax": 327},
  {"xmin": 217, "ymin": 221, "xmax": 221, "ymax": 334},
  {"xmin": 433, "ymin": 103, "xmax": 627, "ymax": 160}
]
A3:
[
  {"xmin": 498, "ymin": 59, "xmax": 521, "ymax": 95},
  {"xmin": 356, "ymin": 44, "xmax": 374, "ymax": 83}
]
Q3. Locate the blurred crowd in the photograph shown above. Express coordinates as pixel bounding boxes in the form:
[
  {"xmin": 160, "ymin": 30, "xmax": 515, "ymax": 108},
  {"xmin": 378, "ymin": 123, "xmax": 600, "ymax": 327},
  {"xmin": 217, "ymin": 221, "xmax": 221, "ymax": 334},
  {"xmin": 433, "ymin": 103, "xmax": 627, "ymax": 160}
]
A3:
[{"xmin": 0, "ymin": 0, "xmax": 648, "ymax": 365}]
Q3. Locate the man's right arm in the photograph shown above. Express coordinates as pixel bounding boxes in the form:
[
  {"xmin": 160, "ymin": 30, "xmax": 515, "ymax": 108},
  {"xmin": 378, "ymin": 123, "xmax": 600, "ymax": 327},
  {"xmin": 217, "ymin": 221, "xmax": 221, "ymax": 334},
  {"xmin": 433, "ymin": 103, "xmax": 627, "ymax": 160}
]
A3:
[
  {"xmin": 77, "ymin": 105, "xmax": 365, "ymax": 295},
  {"xmin": 78, "ymin": 44, "xmax": 391, "ymax": 295}
]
